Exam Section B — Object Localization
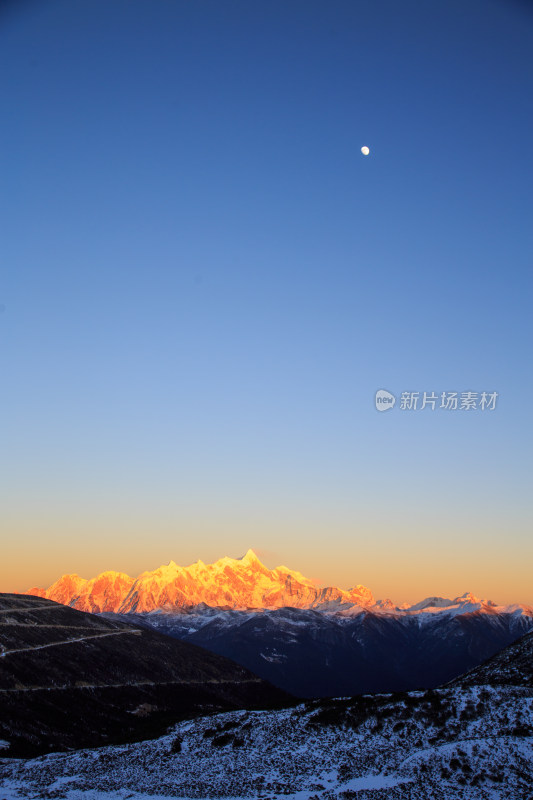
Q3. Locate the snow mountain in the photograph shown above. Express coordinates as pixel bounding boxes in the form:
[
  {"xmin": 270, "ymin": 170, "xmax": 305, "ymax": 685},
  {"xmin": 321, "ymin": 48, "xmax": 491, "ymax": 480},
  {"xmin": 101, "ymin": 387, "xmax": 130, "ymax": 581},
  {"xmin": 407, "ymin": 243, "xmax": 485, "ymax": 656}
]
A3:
[{"xmin": 27, "ymin": 551, "xmax": 533, "ymax": 697}]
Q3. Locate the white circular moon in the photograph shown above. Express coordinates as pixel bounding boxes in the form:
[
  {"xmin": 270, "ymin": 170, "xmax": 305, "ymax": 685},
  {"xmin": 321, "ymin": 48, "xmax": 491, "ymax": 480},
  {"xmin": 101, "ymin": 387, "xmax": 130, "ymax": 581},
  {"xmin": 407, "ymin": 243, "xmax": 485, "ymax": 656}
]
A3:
[{"xmin": 361, "ymin": 146, "xmax": 370, "ymax": 155}]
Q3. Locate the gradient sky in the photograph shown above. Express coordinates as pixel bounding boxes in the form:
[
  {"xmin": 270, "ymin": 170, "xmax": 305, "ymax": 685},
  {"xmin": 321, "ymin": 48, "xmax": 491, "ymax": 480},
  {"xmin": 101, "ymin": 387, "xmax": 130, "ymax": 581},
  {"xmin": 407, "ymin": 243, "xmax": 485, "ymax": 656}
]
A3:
[{"xmin": 1, "ymin": 0, "xmax": 532, "ymax": 604}]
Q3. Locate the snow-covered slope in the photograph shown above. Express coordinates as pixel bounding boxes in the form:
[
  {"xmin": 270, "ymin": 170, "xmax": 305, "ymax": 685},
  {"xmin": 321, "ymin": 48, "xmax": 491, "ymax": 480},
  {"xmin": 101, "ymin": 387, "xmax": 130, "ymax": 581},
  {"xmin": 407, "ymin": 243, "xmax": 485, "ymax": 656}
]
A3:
[{"xmin": 1, "ymin": 683, "xmax": 531, "ymax": 799}]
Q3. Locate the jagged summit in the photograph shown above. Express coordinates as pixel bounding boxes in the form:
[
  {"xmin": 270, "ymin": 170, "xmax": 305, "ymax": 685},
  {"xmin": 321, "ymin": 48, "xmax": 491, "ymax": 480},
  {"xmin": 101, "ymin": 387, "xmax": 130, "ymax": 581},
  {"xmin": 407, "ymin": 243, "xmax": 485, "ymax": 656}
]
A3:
[{"xmin": 239, "ymin": 548, "xmax": 262, "ymax": 565}]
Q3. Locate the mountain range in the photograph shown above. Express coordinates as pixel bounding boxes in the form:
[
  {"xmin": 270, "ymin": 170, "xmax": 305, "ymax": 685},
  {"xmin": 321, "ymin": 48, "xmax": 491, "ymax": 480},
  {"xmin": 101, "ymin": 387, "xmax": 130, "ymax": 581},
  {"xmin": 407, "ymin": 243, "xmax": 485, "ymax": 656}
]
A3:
[
  {"xmin": 26, "ymin": 549, "xmax": 532, "ymax": 617},
  {"xmin": 26, "ymin": 550, "xmax": 533, "ymax": 698},
  {"xmin": 2, "ymin": 567, "xmax": 532, "ymax": 796}
]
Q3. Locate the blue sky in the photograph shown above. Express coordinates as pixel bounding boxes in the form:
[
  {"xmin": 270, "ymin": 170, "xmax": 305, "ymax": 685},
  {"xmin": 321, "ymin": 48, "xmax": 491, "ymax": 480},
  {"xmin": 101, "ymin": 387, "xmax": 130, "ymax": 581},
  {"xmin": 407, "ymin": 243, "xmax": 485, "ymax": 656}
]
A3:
[{"xmin": 1, "ymin": 0, "xmax": 532, "ymax": 602}]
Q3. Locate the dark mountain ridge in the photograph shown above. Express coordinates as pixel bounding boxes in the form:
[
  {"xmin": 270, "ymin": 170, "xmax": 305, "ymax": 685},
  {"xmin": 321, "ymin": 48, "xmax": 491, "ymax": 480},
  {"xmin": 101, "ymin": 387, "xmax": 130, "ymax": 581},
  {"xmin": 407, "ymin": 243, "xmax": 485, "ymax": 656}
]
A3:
[
  {"xmin": 0, "ymin": 593, "xmax": 290, "ymax": 756},
  {"xmin": 115, "ymin": 604, "xmax": 533, "ymax": 697},
  {"xmin": 449, "ymin": 628, "xmax": 533, "ymax": 688}
]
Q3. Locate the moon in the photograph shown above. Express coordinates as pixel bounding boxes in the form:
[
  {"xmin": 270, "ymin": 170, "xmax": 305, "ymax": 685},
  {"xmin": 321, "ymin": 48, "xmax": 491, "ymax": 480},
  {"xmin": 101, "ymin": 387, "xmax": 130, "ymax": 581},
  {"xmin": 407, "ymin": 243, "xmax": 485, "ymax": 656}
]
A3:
[{"xmin": 361, "ymin": 146, "xmax": 370, "ymax": 156}]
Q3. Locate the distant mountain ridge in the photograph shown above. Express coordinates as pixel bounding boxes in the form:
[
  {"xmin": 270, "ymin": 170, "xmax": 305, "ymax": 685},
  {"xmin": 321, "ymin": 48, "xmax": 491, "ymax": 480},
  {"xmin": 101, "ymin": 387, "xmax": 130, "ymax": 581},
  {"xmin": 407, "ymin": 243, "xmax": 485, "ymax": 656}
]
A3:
[
  {"xmin": 26, "ymin": 549, "xmax": 532, "ymax": 616},
  {"xmin": 449, "ymin": 628, "xmax": 533, "ymax": 688},
  {"xmin": 128, "ymin": 603, "xmax": 533, "ymax": 697}
]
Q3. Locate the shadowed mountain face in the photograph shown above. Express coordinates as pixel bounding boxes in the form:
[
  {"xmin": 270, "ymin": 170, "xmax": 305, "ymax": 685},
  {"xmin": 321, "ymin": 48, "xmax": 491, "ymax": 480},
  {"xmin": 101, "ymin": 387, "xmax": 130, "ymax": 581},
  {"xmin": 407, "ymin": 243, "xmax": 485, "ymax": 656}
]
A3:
[
  {"xmin": 0, "ymin": 594, "xmax": 291, "ymax": 757},
  {"xmin": 124, "ymin": 606, "xmax": 533, "ymax": 698},
  {"xmin": 449, "ymin": 629, "xmax": 533, "ymax": 688}
]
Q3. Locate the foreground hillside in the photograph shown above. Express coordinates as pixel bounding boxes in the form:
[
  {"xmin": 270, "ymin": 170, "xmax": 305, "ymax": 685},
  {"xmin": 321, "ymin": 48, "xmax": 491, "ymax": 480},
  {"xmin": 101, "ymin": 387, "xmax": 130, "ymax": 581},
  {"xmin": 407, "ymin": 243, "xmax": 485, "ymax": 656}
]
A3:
[
  {"xmin": 1, "ymin": 632, "xmax": 531, "ymax": 799},
  {"xmin": 0, "ymin": 594, "xmax": 289, "ymax": 756},
  {"xmin": 1, "ymin": 685, "xmax": 531, "ymax": 798}
]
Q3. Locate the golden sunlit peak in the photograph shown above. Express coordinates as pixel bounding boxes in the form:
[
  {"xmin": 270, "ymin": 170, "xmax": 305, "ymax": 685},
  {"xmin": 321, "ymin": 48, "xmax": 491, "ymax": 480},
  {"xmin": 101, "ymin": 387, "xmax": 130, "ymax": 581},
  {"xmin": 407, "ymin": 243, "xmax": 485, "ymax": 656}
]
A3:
[
  {"xmin": 155, "ymin": 561, "xmax": 180, "ymax": 576},
  {"xmin": 240, "ymin": 548, "xmax": 262, "ymax": 565}
]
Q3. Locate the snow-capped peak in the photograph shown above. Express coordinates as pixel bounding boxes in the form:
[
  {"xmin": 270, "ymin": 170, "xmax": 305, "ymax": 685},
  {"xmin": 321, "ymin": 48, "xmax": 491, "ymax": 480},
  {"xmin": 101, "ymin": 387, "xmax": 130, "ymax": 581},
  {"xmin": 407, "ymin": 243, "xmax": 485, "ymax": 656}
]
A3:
[
  {"xmin": 453, "ymin": 592, "xmax": 482, "ymax": 605},
  {"xmin": 239, "ymin": 548, "xmax": 262, "ymax": 566},
  {"xmin": 407, "ymin": 596, "xmax": 455, "ymax": 612}
]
